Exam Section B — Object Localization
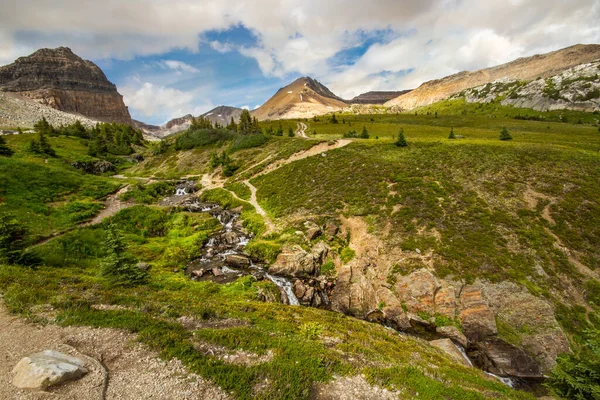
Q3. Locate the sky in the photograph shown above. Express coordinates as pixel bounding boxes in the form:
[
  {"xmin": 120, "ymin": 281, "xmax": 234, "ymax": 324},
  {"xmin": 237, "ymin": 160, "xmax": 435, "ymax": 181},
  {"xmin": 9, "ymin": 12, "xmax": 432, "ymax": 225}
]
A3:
[{"xmin": 1, "ymin": 0, "xmax": 599, "ymax": 125}]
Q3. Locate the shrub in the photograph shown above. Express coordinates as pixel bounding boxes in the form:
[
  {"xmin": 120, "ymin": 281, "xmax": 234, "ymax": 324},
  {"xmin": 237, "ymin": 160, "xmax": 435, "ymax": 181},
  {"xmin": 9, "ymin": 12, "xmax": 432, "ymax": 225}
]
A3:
[
  {"xmin": 299, "ymin": 322, "xmax": 322, "ymax": 340},
  {"xmin": 448, "ymin": 127, "xmax": 456, "ymax": 139},
  {"xmin": 0, "ymin": 135, "xmax": 13, "ymax": 157},
  {"xmin": 500, "ymin": 126, "xmax": 513, "ymax": 141},
  {"xmin": 360, "ymin": 126, "xmax": 370, "ymax": 139},
  {"xmin": 0, "ymin": 213, "xmax": 27, "ymax": 264},
  {"xmin": 100, "ymin": 224, "xmax": 149, "ymax": 287},
  {"xmin": 546, "ymin": 329, "xmax": 600, "ymax": 399},
  {"xmin": 395, "ymin": 128, "xmax": 408, "ymax": 147}
]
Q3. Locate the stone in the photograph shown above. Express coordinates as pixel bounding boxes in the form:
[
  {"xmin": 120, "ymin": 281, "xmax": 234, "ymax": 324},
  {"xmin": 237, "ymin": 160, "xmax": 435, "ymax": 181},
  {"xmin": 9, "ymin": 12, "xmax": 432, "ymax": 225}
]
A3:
[
  {"xmin": 0, "ymin": 47, "xmax": 132, "ymax": 124},
  {"xmin": 269, "ymin": 242, "xmax": 329, "ymax": 278},
  {"xmin": 136, "ymin": 262, "xmax": 150, "ymax": 271},
  {"xmin": 71, "ymin": 160, "xmax": 116, "ymax": 175},
  {"xmin": 459, "ymin": 285, "xmax": 497, "ymax": 342},
  {"xmin": 436, "ymin": 326, "xmax": 468, "ymax": 348},
  {"xmin": 12, "ymin": 350, "xmax": 88, "ymax": 389},
  {"xmin": 306, "ymin": 226, "xmax": 322, "ymax": 241},
  {"xmin": 394, "ymin": 269, "xmax": 441, "ymax": 314},
  {"xmin": 430, "ymin": 339, "xmax": 472, "ymax": 367},
  {"xmin": 225, "ymin": 254, "xmax": 251, "ymax": 268},
  {"xmin": 477, "ymin": 337, "xmax": 542, "ymax": 378},
  {"xmin": 434, "ymin": 286, "xmax": 457, "ymax": 318},
  {"xmin": 324, "ymin": 222, "xmax": 339, "ymax": 238},
  {"xmin": 212, "ymin": 268, "xmax": 223, "ymax": 277}
]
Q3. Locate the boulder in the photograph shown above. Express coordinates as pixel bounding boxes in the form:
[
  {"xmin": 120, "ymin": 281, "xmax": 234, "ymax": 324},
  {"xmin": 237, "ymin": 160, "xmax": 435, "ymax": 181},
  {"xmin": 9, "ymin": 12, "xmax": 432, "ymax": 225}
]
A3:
[
  {"xmin": 476, "ymin": 337, "xmax": 542, "ymax": 378},
  {"xmin": 436, "ymin": 326, "xmax": 468, "ymax": 348},
  {"xmin": 430, "ymin": 339, "xmax": 472, "ymax": 367},
  {"xmin": 304, "ymin": 221, "xmax": 322, "ymax": 240},
  {"xmin": 434, "ymin": 286, "xmax": 457, "ymax": 318},
  {"xmin": 71, "ymin": 160, "xmax": 116, "ymax": 175},
  {"xmin": 269, "ymin": 243, "xmax": 329, "ymax": 278},
  {"xmin": 12, "ymin": 350, "xmax": 88, "ymax": 389},
  {"xmin": 225, "ymin": 254, "xmax": 251, "ymax": 268},
  {"xmin": 324, "ymin": 222, "xmax": 339, "ymax": 238}
]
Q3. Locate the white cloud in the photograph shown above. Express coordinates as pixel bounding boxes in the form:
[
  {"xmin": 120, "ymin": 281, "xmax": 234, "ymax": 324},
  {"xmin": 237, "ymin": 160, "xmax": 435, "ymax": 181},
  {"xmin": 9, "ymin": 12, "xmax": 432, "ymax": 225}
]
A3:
[
  {"xmin": 160, "ymin": 60, "xmax": 200, "ymax": 73},
  {"xmin": 122, "ymin": 81, "xmax": 213, "ymax": 122},
  {"xmin": 1, "ymin": 0, "xmax": 599, "ymax": 104},
  {"xmin": 241, "ymin": 105, "xmax": 250, "ymax": 110}
]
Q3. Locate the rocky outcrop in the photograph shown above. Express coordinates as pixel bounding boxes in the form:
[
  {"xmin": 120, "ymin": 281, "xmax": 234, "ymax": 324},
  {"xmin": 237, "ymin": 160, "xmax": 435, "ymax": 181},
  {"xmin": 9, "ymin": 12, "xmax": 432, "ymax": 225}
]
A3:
[
  {"xmin": 269, "ymin": 242, "xmax": 329, "ymax": 277},
  {"xmin": 385, "ymin": 44, "xmax": 600, "ymax": 110},
  {"xmin": 12, "ymin": 350, "xmax": 87, "ymax": 389},
  {"xmin": 349, "ymin": 91, "xmax": 412, "ymax": 104},
  {"xmin": 452, "ymin": 60, "xmax": 600, "ymax": 112},
  {"xmin": 72, "ymin": 160, "xmax": 116, "ymax": 175},
  {"xmin": 430, "ymin": 339, "xmax": 472, "ymax": 367},
  {"xmin": 0, "ymin": 47, "xmax": 131, "ymax": 124}
]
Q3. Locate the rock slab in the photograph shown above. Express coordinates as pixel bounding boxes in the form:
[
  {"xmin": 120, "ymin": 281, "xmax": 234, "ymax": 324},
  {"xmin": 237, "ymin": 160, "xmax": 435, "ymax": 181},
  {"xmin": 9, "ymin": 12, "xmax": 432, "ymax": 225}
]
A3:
[{"xmin": 12, "ymin": 350, "xmax": 88, "ymax": 389}]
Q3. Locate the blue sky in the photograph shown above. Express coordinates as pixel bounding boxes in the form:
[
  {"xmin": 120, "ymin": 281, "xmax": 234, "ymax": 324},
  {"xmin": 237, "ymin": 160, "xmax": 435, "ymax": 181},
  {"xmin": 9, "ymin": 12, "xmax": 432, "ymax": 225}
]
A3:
[{"xmin": 2, "ymin": 0, "xmax": 599, "ymax": 125}]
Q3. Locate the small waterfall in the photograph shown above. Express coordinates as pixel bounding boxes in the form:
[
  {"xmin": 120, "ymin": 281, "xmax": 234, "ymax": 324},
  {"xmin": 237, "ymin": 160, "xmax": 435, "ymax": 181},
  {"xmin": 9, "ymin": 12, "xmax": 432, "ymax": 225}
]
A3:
[
  {"xmin": 175, "ymin": 188, "xmax": 187, "ymax": 196},
  {"xmin": 265, "ymin": 273, "xmax": 300, "ymax": 306},
  {"xmin": 455, "ymin": 344, "xmax": 474, "ymax": 367},
  {"xmin": 485, "ymin": 372, "xmax": 517, "ymax": 388}
]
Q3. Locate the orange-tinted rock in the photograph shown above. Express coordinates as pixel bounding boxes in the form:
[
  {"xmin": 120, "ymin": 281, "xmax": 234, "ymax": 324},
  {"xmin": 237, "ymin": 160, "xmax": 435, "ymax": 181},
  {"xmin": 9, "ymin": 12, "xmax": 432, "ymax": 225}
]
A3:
[
  {"xmin": 434, "ymin": 286, "xmax": 457, "ymax": 318},
  {"xmin": 459, "ymin": 285, "xmax": 497, "ymax": 342},
  {"xmin": 394, "ymin": 269, "xmax": 441, "ymax": 314}
]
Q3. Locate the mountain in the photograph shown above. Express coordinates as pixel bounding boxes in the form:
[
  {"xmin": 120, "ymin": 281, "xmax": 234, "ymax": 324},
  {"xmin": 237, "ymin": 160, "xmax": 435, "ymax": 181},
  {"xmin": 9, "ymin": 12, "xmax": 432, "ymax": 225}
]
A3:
[
  {"xmin": 202, "ymin": 105, "xmax": 243, "ymax": 126},
  {"xmin": 451, "ymin": 60, "xmax": 600, "ymax": 112},
  {"xmin": 0, "ymin": 47, "xmax": 131, "ymax": 124},
  {"xmin": 350, "ymin": 90, "xmax": 412, "ymax": 104},
  {"xmin": 385, "ymin": 44, "xmax": 600, "ymax": 110},
  {"xmin": 252, "ymin": 77, "xmax": 347, "ymax": 120},
  {"xmin": 134, "ymin": 106, "xmax": 244, "ymax": 139}
]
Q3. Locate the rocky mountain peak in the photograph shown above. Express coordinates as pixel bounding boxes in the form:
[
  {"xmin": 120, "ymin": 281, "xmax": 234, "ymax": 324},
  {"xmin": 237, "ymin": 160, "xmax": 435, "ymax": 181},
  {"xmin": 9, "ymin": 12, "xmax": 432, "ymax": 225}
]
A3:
[{"xmin": 0, "ymin": 47, "xmax": 131, "ymax": 124}]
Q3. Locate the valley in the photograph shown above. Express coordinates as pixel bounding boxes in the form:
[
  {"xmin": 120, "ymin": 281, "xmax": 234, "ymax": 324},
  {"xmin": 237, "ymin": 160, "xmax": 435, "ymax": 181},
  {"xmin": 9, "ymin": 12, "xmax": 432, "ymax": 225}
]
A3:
[{"xmin": 0, "ymin": 43, "xmax": 599, "ymax": 400}]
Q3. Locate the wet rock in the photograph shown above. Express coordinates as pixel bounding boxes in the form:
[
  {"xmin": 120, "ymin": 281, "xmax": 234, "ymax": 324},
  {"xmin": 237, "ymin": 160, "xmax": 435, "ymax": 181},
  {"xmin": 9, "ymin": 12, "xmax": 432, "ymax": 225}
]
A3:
[
  {"xmin": 225, "ymin": 254, "xmax": 251, "ymax": 268},
  {"xmin": 212, "ymin": 268, "xmax": 223, "ymax": 277},
  {"xmin": 436, "ymin": 326, "xmax": 468, "ymax": 348},
  {"xmin": 476, "ymin": 337, "xmax": 542, "ymax": 378},
  {"xmin": 12, "ymin": 350, "xmax": 88, "ymax": 389},
  {"xmin": 459, "ymin": 285, "xmax": 497, "ymax": 342},
  {"xmin": 430, "ymin": 339, "xmax": 472, "ymax": 367}
]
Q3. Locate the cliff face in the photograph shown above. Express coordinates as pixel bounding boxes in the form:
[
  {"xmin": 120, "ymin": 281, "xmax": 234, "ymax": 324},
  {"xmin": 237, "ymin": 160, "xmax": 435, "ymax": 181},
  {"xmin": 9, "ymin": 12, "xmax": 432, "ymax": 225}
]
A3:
[
  {"xmin": 350, "ymin": 90, "xmax": 412, "ymax": 104},
  {"xmin": 0, "ymin": 47, "xmax": 132, "ymax": 124}
]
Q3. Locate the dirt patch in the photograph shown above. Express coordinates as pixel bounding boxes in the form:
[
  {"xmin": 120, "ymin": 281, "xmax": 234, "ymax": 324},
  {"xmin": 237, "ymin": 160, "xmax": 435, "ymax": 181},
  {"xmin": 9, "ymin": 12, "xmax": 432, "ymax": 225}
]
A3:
[
  {"xmin": 312, "ymin": 375, "xmax": 399, "ymax": 400},
  {"xmin": 83, "ymin": 186, "xmax": 133, "ymax": 226},
  {"xmin": 194, "ymin": 342, "xmax": 273, "ymax": 367},
  {"xmin": 524, "ymin": 186, "xmax": 556, "ymax": 225},
  {"xmin": 0, "ymin": 302, "xmax": 231, "ymax": 400}
]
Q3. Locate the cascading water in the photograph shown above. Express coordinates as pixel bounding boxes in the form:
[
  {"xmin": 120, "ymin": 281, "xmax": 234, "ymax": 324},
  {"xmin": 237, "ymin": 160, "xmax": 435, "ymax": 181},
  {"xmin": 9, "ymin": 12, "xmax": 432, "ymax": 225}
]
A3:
[{"xmin": 170, "ymin": 188, "xmax": 298, "ymax": 299}]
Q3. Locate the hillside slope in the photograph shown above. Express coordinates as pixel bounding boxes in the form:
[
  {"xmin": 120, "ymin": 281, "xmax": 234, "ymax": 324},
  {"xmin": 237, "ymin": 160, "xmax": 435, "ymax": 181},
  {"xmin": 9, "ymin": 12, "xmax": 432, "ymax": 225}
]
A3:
[
  {"xmin": 385, "ymin": 44, "xmax": 600, "ymax": 110},
  {"xmin": 252, "ymin": 77, "xmax": 347, "ymax": 120}
]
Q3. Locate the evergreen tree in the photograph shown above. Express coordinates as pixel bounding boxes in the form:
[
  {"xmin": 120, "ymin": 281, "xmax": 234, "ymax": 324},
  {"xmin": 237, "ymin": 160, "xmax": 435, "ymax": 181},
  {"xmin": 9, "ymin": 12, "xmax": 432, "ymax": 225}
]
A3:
[
  {"xmin": 395, "ymin": 128, "xmax": 407, "ymax": 147},
  {"xmin": 0, "ymin": 213, "xmax": 27, "ymax": 264},
  {"xmin": 252, "ymin": 117, "xmax": 261, "ymax": 134},
  {"xmin": 500, "ymin": 126, "xmax": 513, "ymax": 140},
  {"xmin": 288, "ymin": 127, "xmax": 295, "ymax": 137},
  {"xmin": 0, "ymin": 135, "xmax": 13, "ymax": 157},
  {"xmin": 330, "ymin": 114, "xmax": 338, "ymax": 124},
  {"xmin": 360, "ymin": 126, "xmax": 370, "ymax": 139},
  {"xmin": 448, "ymin": 127, "xmax": 456, "ymax": 139},
  {"xmin": 546, "ymin": 329, "xmax": 600, "ymax": 400},
  {"xmin": 101, "ymin": 224, "xmax": 148, "ymax": 287},
  {"xmin": 238, "ymin": 109, "xmax": 253, "ymax": 134},
  {"xmin": 37, "ymin": 131, "xmax": 56, "ymax": 156},
  {"xmin": 276, "ymin": 122, "xmax": 284, "ymax": 136},
  {"xmin": 33, "ymin": 117, "xmax": 55, "ymax": 136},
  {"xmin": 226, "ymin": 117, "xmax": 238, "ymax": 131}
]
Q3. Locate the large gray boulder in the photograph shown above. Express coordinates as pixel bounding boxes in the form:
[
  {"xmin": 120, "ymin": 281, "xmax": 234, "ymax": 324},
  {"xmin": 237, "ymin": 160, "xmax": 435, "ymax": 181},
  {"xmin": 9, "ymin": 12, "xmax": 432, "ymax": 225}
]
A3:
[{"xmin": 12, "ymin": 350, "xmax": 88, "ymax": 389}]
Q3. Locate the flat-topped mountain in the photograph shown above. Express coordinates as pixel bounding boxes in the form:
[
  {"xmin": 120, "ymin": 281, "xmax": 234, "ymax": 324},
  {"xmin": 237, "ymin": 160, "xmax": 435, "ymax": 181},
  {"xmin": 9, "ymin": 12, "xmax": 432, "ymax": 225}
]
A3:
[
  {"xmin": 0, "ymin": 47, "xmax": 131, "ymax": 124},
  {"xmin": 350, "ymin": 90, "xmax": 412, "ymax": 104},
  {"xmin": 252, "ymin": 77, "xmax": 347, "ymax": 120},
  {"xmin": 385, "ymin": 44, "xmax": 600, "ymax": 110}
]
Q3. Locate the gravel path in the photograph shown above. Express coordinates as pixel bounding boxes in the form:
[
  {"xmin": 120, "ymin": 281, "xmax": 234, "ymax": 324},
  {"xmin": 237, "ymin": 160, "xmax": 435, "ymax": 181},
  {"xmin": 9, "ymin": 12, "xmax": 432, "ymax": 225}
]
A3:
[{"xmin": 0, "ymin": 302, "xmax": 231, "ymax": 400}]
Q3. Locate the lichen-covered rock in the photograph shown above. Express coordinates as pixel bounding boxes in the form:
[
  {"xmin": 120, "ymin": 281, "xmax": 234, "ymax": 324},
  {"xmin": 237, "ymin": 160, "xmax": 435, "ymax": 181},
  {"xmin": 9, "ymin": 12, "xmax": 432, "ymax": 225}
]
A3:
[
  {"xmin": 394, "ymin": 269, "xmax": 441, "ymax": 314},
  {"xmin": 12, "ymin": 350, "xmax": 88, "ymax": 389},
  {"xmin": 269, "ymin": 243, "xmax": 329, "ymax": 278},
  {"xmin": 436, "ymin": 326, "xmax": 468, "ymax": 348},
  {"xmin": 459, "ymin": 285, "xmax": 498, "ymax": 342}
]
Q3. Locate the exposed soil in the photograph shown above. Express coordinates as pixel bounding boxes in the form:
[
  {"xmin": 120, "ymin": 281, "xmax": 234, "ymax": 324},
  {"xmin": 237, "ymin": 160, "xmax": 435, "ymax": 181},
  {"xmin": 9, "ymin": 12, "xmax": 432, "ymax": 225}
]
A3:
[{"xmin": 0, "ymin": 301, "xmax": 231, "ymax": 400}]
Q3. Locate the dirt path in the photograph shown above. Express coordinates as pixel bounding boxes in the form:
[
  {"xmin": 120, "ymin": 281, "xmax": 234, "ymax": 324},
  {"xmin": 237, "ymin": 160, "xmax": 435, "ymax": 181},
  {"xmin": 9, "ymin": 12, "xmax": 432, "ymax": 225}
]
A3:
[
  {"xmin": 243, "ymin": 180, "xmax": 276, "ymax": 232},
  {"xmin": 295, "ymin": 122, "xmax": 308, "ymax": 138},
  {"xmin": 83, "ymin": 186, "xmax": 133, "ymax": 226},
  {"xmin": 254, "ymin": 139, "xmax": 351, "ymax": 178},
  {"xmin": 0, "ymin": 302, "xmax": 230, "ymax": 400}
]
